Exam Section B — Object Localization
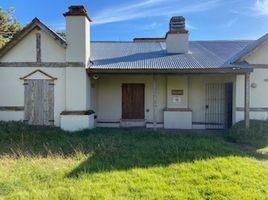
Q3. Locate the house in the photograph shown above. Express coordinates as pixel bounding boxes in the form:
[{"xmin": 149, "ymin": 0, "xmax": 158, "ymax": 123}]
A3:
[{"xmin": 0, "ymin": 5, "xmax": 267, "ymax": 131}]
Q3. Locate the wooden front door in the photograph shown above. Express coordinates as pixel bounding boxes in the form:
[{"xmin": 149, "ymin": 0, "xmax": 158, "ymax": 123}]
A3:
[
  {"xmin": 122, "ymin": 84, "xmax": 145, "ymax": 119},
  {"xmin": 24, "ymin": 79, "xmax": 54, "ymax": 126}
]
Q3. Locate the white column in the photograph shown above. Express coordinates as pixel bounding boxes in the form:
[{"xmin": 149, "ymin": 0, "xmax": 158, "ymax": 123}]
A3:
[
  {"xmin": 153, "ymin": 75, "xmax": 157, "ymax": 131},
  {"xmin": 244, "ymin": 73, "xmax": 250, "ymax": 128}
]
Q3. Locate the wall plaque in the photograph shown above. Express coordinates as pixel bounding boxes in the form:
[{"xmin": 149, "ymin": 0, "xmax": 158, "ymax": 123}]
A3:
[{"xmin": 171, "ymin": 89, "xmax": 183, "ymax": 95}]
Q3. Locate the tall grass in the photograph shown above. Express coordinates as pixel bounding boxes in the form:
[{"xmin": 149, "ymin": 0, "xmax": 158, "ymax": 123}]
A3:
[{"xmin": 0, "ymin": 121, "xmax": 267, "ymax": 199}]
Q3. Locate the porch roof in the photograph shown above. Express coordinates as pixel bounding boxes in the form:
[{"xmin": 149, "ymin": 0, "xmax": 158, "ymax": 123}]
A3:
[{"xmin": 88, "ymin": 40, "xmax": 253, "ymax": 73}]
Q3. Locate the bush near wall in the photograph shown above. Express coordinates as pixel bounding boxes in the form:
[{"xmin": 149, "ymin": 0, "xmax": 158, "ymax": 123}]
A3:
[{"xmin": 226, "ymin": 120, "xmax": 268, "ymax": 147}]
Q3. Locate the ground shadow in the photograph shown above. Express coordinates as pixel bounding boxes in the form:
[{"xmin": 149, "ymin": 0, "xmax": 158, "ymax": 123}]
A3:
[
  {"xmin": 0, "ymin": 122, "xmax": 266, "ymax": 178},
  {"xmin": 66, "ymin": 129, "xmax": 267, "ymax": 177}
]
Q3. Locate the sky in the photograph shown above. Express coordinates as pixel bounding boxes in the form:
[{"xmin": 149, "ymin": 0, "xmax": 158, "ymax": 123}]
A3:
[{"xmin": 1, "ymin": 0, "xmax": 268, "ymax": 41}]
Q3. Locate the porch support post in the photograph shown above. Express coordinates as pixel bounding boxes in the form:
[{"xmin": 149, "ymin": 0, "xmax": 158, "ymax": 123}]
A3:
[
  {"xmin": 153, "ymin": 74, "xmax": 157, "ymax": 131},
  {"xmin": 244, "ymin": 72, "xmax": 250, "ymax": 129}
]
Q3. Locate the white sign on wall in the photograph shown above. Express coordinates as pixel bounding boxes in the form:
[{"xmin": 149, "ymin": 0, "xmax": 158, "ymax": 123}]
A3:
[{"xmin": 173, "ymin": 97, "xmax": 181, "ymax": 104}]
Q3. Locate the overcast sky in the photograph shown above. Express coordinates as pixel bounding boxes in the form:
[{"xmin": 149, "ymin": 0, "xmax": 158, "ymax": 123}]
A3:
[{"xmin": 2, "ymin": 0, "xmax": 268, "ymax": 41}]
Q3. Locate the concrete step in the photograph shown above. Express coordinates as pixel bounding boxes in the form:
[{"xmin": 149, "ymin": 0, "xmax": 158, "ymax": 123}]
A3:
[{"xmin": 120, "ymin": 119, "xmax": 146, "ymax": 128}]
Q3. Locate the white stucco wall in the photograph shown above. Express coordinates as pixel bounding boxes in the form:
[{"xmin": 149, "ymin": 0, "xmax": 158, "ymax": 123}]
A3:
[
  {"xmin": 94, "ymin": 74, "xmax": 236, "ymax": 127},
  {"xmin": 90, "ymin": 79, "xmax": 98, "ymax": 114},
  {"xmin": 188, "ymin": 75, "xmax": 236, "ymax": 125},
  {"xmin": 1, "ymin": 29, "xmax": 66, "ymax": 63},
  {"xmin": 0, "ymin": 67, "xmax": 66, "ymax": 126},
  {"xmin": 236, "ymin": 69, "xmax": 268, "ymax": 108},
  {"xmin": 236, "ymin": 111, "xmax": 268, "ymax": 122},
  {"xmin": 167, "ymin": 75, "xmax": 188, "ymax": 108},
  {"xmin": 41, "ymin": 30, "xmax": 66, "ymax": 62},
  {"xmin": 94, "ymin": 75, "xmax": 166, "ymax": 123},
  {"xmin": 65, "ymin": 67, "xmax": 90, "ymax": 111},
  {"xmin": 0, "ymin": 16, "xmax": 92, "ymax": 130},
  {"xmin": 166, "ymin": 33, "xmax": 189, "ymax": 54},
  {"xmin": 245, "ymin": 41, "xmax": 268, "ymax": 64},
  {"xmin": 0, "ymin": 111, "xmax": 24, "ymax": 121},
  {"xmin": 235, "ymin": 68, "xmax": 268, "ymax": 122},
  {"xmin": 164, "ymin": 111, "xmax": 192, "ymax": 129},
  {"xmin": 65, "ymin": 16, "xmax": 90, "ymax": 64},
  {"xmin": 1, "ymin": 32, "xmax": 36, "ymax": 62},
  {"xmin": 61, "ymin": 114, "xmax": 94, "ymax": 131},
  {"xmin": 86, "ymin": 73, "xmax": 91, "ymax": 110}
]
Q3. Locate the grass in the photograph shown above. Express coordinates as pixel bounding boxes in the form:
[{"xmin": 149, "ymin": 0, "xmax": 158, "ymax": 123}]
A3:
[{"xmin": 0, "ymin": 122, "xmax": 267, "ymax": 199}]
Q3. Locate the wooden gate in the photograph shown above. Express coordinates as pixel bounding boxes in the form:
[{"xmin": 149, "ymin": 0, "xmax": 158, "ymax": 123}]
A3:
[
  {"xmin": 24, "ymin": 79, "xmax": 54, "ymax": 126},
  {"xmin": 122, "ymin": 84, "xmax": 145, "ymax": 119}
]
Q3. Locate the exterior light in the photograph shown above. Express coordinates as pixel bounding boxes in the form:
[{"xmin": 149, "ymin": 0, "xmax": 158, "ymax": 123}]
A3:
[{"xmin": 93, "ymin": 75, "xmax": 99, "ymax": 80}]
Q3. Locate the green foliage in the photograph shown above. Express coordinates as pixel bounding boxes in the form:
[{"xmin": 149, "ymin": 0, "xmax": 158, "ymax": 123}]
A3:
[
  {"xmin": 258, "ymin": 146, "xmax": 268, "ymax": 154},
  {"xmin": 0, "ymin": 122, "xmax": 267, "ymax": 199},
  {"xmin": 226, "ymin": 120, "xmax": 268, "ymax": 147},
  {"xmin": 0, "ymin": 7, "xmax": 21, "ymax": 49},
  {"xmin": 56, "ymin": 32, "xmax": 66, "ymax": 39}
]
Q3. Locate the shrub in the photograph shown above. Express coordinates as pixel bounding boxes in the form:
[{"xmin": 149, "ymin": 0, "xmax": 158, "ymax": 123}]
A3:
[{"xmin": 225, "ymin": 120, "xmax": 268, "ymax": 147}]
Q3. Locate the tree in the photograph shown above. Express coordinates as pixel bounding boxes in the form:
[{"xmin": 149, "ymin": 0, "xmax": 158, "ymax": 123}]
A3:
[
  {"xmin": 57, "ymin": 31, "xmax": 66, "ymax": 39},
  {"xmin": 0, "ymin": 7, "xmax": 21, "ymax": 49}
]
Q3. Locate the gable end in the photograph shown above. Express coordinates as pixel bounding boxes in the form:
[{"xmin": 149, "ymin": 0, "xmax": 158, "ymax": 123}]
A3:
[{"xmin": 0, "ymin": 18, "xmax": 67, "ymax": 60}]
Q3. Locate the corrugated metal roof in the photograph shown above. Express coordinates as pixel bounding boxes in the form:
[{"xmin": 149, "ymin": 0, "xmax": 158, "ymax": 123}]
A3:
[
  {"xmin": 90, "ymin": 40, "xmax": 253, "ymax": 70},
  {"xmin": 228, "ymin": 33, "xmax": 268, "ymax": 63}
]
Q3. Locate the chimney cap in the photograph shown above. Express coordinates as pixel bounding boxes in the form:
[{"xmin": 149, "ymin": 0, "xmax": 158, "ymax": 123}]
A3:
[
  {"xmin": 63, "ymin": 5, "xmax": 92, "ymax": 22},
  {"xmin": 168, "ymin": 16, "xmax": 188, "ymax": 34},
  {"xmin": 170, "ymin": 16, "xmax": 185, "ymax": 22}
]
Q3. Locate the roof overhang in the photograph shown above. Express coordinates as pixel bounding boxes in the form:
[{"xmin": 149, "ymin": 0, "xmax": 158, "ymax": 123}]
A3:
[
  {"xmin": 228, "ymin": 33, "xmax": 268, "ymax": 64},
  {"xmin": 87, "ymin": 67, "xmax": 253, "ymax": 75}
]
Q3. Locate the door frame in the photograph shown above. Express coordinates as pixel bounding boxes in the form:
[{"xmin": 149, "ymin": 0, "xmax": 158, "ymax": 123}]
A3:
[{"xmin": 225, "ymin": 82, "xmax": 233, "ymax": 129}]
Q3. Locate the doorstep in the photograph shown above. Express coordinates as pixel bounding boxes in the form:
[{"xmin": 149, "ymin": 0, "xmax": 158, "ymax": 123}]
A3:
[{"xmin": 120, "ymin": 119, "xmax": 146, "ymax": 128}]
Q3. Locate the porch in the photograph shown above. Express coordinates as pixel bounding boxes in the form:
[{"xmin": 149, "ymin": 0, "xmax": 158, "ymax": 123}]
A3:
[{"xmin": 89, "ymin": 73, "xmax": 250, "ymax": 130}]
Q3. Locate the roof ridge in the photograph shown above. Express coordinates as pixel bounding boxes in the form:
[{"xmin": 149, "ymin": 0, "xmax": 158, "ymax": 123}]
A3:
[
  {"xmin": 192, "ymin": 40, "xmax": 254, "ymax": 42},
  {"xmin": 91, "ymin": 41, "xmax": 133, "ymax": 43},
  {"xmin": 91, "ymin": 40, "xmax": 254, "ymax": 44}
]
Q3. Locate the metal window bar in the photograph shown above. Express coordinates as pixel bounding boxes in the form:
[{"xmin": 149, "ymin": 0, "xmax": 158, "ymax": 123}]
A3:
[{"xmin": 205, "ymin": 83, "xmax": 226, "ymax": 129}]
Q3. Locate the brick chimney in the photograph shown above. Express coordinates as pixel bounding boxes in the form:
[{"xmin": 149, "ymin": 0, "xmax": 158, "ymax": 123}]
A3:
[
  {"xmin": 64, "ymin": 5, "xmax": 91, "ymax": 65},
  {"xmin": 166, "ymin": 16, "xmax": 189, "ymax": 54}
]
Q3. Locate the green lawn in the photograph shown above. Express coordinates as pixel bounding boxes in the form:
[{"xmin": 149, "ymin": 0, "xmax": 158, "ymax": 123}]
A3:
[{"xmin": 0, "ymin": 122, "xmax": 267, "ymax": 199}]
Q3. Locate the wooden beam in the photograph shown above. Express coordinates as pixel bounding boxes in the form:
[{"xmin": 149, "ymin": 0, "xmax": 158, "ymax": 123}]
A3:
[
  {"xmin": 0, "ymin": 62, "xmax": 84, "ymax": 68},
  {"xmin": 36, "ymin": 33, "xmax": 41, "ymax": 63},
  {"xmin": 0, "ymin": 106, "xmax": 24, "ymax": 111},
  {"xmin": 60, "ymin": 110, "xmax": 95, "ymax": 115},
  {"xmin": 244, "ymin": 73, "xmax": 250, "ymax": 128},
  {"xmin": 236, "ymin": 107, "xmax": 268, "ymax": 112},
  {"xmin": 20, "ymin": 69, "xmax": 57, "ymax": 80}
]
